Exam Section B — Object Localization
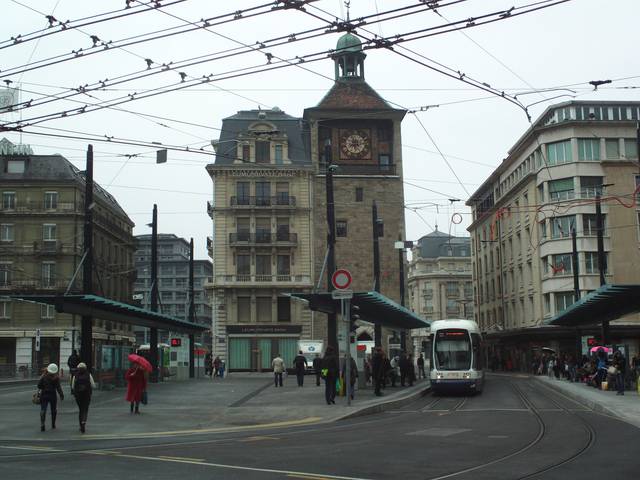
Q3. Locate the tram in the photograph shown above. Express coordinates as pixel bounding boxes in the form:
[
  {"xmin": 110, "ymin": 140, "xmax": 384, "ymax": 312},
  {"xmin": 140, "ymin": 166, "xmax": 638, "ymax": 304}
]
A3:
[{"xmin": 429, "ymin": 319, "xmax": 484, "ymax": 394}]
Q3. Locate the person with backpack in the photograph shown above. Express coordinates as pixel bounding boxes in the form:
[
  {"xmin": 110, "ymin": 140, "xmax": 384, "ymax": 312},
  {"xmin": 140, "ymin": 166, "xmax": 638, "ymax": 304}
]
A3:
[
  {"xmin": 71, "ymin": 362, "xmax": 95, "ymax": 433},
  {"xmin": 312, "ymin": 356, "xmax": 323, "ymax": 386},
  {"xmin": 293, "ymin": 350, "xmax": 308, "ymax": 387},
  {"xmin": 37, "ymin": 363, "xmax": 64, "ymax": 432},
  {"xmin": 322, "ymin": 346, "xmax": 340, "ymax": 404}
]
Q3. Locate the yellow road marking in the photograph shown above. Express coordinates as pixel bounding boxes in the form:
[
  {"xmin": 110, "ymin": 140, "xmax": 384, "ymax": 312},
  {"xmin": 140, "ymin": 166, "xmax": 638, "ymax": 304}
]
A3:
[
  {"xmin": 158, "ymin": 455, "xmax": 205, "ymax": 462},
  {"xmin": 238, "ymin": 435, "xmax": 279, "ymax": 442},
  {"xmin": 85, "ymin": 450, "xmax": 372, "ymax": 480},
  {"xmin": 82, "ymin": 416, "xmax": 323, "ymax": 440}
]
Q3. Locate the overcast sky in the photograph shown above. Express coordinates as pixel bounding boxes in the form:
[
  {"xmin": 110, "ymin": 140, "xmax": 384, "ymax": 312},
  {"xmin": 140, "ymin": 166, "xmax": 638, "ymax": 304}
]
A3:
[{"xmin": 2, "ymin": 0, "xmax": 639, "ymax": 259}]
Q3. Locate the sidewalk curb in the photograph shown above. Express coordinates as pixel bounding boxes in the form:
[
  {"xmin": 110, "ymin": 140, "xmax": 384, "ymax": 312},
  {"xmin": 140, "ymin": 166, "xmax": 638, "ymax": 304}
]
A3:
[
  {"xmin": 0, "ymin": 379, "xmax": 38, "ymax": 387},
  {"xmin": 532, "ymin": 376, "xmax": 639, "ymax": 428},
  {"xmin": 336, "ymin": 384, "xmax": 431, "ymax": 421}
]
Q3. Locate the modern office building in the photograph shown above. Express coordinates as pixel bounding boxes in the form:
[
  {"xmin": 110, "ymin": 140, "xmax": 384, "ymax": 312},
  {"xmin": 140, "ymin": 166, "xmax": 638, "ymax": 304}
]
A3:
[
  {"xmin": 0, "ymin": 140, "xmax": 136, "ymax": 375},
  {"xmin": 407, "ymin": 230, "xmax": 473, "ymax": 356},
  {"xmin": 133, "ymin": 234, "xmax": 212, "ymax": 347},
  {"xmin": 467, "ymin": 101, "xmax": 640, "ymax": 366}
]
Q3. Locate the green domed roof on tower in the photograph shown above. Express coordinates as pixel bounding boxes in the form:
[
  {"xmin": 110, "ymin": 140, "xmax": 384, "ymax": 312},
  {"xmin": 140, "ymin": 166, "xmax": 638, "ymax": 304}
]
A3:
[{"xmin": 336, "ymin": 32, "xmax": 362, "ymax": 53}]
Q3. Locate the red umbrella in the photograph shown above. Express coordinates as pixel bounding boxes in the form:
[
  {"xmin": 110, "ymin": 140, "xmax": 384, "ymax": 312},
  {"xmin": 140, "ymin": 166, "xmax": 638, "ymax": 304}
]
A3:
[{"xmin": 128, "ymin": 353, "xmax": 152, "ymax": 372}]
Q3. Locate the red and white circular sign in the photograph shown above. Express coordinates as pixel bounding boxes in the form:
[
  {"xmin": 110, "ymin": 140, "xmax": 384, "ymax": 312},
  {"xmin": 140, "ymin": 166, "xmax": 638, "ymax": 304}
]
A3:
[{"xmin": 331, "ymin": 269, "xmax": 352, "ymax": 290}]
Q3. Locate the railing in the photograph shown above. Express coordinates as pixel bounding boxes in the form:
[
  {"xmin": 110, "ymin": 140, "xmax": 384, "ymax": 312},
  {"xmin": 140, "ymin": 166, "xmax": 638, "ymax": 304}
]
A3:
[
  {"xmin": 1, "ymin": 201, "xmax": 77, "ymax": 213},
  {"xmin": 320, "ymin": 163, "xmax": 396, "ymax": 175},
  {"xmin": 0, "ymin": 280, "xmax": 71, "ymax": 291},
  {"xmin": 217, "ymin": 274, "xmax": 311, "ymax": 284},
  {"xmin": 207, "ymin": 201, "xmax": 214, "ymax": 218},
  {"xmin": 0, "ymin": 363, "xmax": 43, "ymax": 379},
  {"xmin": 0, "ymin": 242, "xmax": 80, "ymax": 255},
  {"xmin": 229, "ymin": 232, "xmax": 298, "ymax": 245},
  {"xmin": 229, "ymin": 195, "xmax": 297, "ymax": 207}
]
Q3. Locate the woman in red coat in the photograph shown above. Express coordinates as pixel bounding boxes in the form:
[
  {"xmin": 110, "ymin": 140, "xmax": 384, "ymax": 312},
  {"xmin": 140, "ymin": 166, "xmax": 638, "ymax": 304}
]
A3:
[{"xmin": 125, "ymin": 364, "xmax": 147, "ymax": 414}]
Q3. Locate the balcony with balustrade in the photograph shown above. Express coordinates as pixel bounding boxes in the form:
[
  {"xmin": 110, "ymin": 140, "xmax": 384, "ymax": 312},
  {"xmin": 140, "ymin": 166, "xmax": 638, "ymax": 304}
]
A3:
[
  {"xmin": 211, "ymin": 274, "xmax": 312, "ymax": 287},
  {"xmin": 229, "ymin": 231, "xmax": 298, "ymax": 247},
  {"xmin": 229, "ymin": 195, "xmax": 297, "ymax": 209}
]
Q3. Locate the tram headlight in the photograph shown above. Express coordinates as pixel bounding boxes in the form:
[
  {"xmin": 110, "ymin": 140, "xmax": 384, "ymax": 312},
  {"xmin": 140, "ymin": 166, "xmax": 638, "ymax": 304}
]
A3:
[
  {"xmin": 436, "ymin": 373, "xmax": 444, "ymax": 379},
  {"xmin": 463, "ymin": 372, "xmax": 471, "ymax": 379}
]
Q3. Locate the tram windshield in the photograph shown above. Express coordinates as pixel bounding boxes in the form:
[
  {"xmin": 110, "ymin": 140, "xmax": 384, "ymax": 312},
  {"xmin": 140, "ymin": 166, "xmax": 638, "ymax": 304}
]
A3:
[{"xmin": 434, "ymin": 329, "xmax": 471, "ymax": 371}]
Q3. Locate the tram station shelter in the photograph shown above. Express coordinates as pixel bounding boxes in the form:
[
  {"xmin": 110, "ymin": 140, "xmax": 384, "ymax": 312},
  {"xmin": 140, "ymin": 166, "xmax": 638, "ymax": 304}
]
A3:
[
  {"xmin": 288, "ymin": 290, "xmax": 430, "ymax": 340},
  {"xmin": 545, "ymin": 284, "xmax": 640, "ymax": 358},
  {"xmin": 9, "ymin": 293, "xmax": 208, "ymax": 381}
]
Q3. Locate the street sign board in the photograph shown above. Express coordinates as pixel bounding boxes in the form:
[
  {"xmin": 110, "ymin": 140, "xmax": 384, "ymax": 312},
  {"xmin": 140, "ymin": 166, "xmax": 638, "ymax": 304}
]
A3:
[
  {"xmin": 388, "ymin": 343, "xmax": 401, "ymax": 350},
  {"xmin": 331, "ymin": 289, "xmax": 353, "ymax": 300},
  {"xmin": 331, "ymin": 269, "xmax": 352, "ymax": 290},
  {"xmin": 35, "ymin": 328, "xmax": 41, "ymax": 352}
]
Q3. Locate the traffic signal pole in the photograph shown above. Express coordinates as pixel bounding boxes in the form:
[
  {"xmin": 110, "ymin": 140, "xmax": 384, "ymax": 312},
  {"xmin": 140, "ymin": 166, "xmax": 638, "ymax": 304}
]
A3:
[{"xmin": 81, "ymin": 145, "xmax": 94, "ymax": 372}]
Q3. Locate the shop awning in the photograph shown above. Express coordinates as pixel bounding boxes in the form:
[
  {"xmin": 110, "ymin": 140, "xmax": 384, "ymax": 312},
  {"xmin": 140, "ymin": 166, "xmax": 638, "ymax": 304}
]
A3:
[
  {"xmin": 9, "ymin": 294, "xmax": 207, "ymax": 334},
  {"xmin": 288, "ymin": 291, "xmax": 429, "ymax": 330},
  {"xmin": 546, "ymin": 284, "xmax": 640, "ymax": 327}
]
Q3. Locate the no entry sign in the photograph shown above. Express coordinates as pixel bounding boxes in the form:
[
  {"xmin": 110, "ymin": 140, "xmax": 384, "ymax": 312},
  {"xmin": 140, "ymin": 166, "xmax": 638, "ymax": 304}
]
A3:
[{"xmin": 332, "ymin": 269, "xmax": 352, "ymax": 290}]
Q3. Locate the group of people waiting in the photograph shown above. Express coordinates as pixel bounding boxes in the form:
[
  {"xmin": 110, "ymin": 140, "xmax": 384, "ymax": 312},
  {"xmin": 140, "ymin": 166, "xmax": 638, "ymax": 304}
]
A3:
[
  {"xmin": 532, "ymin": 348, "xmax": 638, "ymax": 395},
  {"xmin": 364, "ymin": 349, "xmax": 420, "ymax": 397},
  {"xmin": 204, "ymin": 353, "xmax": 225, "ymax": 378},
  {"xmin": 35, "ymin": 349, "xmax": 148, "ymax": 433}
]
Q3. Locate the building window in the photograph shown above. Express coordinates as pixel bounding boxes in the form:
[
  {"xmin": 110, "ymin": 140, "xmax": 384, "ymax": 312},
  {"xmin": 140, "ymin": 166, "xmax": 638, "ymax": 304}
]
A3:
[
  {"xmin": 7, "ymin": 160, "xmax": 25, "ymax": 174},
  {"xmin": 446, "ymin": 281, "xmax": 458, "ymax": 297},
  {"xmin": 42, "ymin": 262, "xmax": 56, "ymax": 287},
  {"xmin": 336, "ymin": 220, "xmax": 347, "ymax": 237},
  {"xmin": 605, "ymin": 139, "xmax": 619, "ymax": 159},
  {"xmin": 0, "ymin": 300, "xmax": 9, "ymax": 319},
  {"xmin": 274, "ymin": 144, "xmax": 283, "ymax": 164},
  {"xmin": 255, "ymin": 141, "xmax": 270, "ymax": 163},
  {"xmin": 256, "ymin": 297, "xmax": 272, "ymax": 323},
  {"xmin": 577, "ymin": 138, "xmax": 600, "ymax": 161},
  {"xmin": 255, "ymin": 254, "xmax": 271, "ymax": 276},
  {"xmin": 623, "ymin": 138, "xmax": 638, "ymax": 159},
  {"xmin": 555, "ymin": 292, "xmax": 575, "ymax": 313},
  {"xmin": 551, "ymin": 215, "xmax": 575, "ymax": 238},
  {"xmin": 0, "ymin": 263, "xmax": 11, "ymax": 286},
  {"xmin": 582, "ymin": 214, "xmax": 604, "ymax": 236},
  {"xmin": 237, "ymin": 296, "xmax": 250, "ymax": 322},
  {"xmin": 236, "ymin": 254, "xmax": 250, "ymax": 277},
  {"xmin": 580, "ymin": 176, "xmax": 603, "ymax": 198},
  {"xmin": 585, "ymin": 252, "xmax": 607, "ymax": 274},
  {"xmin": 255, "ymin": 181, "xmax": 271, "ymax": 206},
  {"xmin": 43, "ymin": 224, "xmax": 56, "ymax": 242},
  {"xmin": 552, "ymin": 253, "xmax": 572, "ymax": 275},
  {"xmin": 276, "ymin": 255, "xmax": 290, "ymax": 277},
  {"xmin": 160, "ymin": 278, "xmax": 173, "ymax": 287},
  {"xmin": 275, "ymin": 182, "xmax": 289, "ymax": 205},
  {"xmin": 277, "ymin": 296, "xmax": 291, "ymax": 322},
  {"xmin": 2, "ymin": 191, "xmax": 16, "ymax": 209},
  {"xmin": 41, "ymin": 304, "xmax": 55, "ymax": 319},
  {"xmin": 537, "ymin": 184, "xmax": 544, "ymax": 202},
  {"xmin": 44, "ymin": 192, "xmax": 58, "ymax": 210},
  {"xmin": 548, "ymin": 178, "xmax": 574, "ymax": 201},
  {"xmin": 543, "ymin": 294, "xmax": 550, "ymax": 314},
  {"xmin": 546, "ymin": 140, "xmax": 572, "ymax": 165},
  {"xmin": 379, "ymin": 154, "xmax": 391, "ymax": 171},
  {"xmin": 0, "ymin": 224, "xmax": 14, "ymax": 242},
  {"xmin": 355, "ymin": 187, "xmax": 363, "ymax": 202},
  {"xmin": 236, "ymin": 182, "xmax": 250, "ymax": 205},
  {"xmin": 242, "ymin": 144, "xmax": 250, "ymax": 162}
]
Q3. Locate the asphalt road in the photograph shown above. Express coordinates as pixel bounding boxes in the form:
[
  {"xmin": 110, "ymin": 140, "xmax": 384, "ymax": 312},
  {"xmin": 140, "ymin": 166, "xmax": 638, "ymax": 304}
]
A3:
[{"xmin": 1, "ymin": 375, "xmax": 638, "ymax": 480}]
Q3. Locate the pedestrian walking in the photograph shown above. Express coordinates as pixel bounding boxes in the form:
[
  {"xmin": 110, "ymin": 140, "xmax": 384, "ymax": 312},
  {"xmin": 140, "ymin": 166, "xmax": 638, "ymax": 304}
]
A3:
[
  {"xmin": 213, "ymin": 356, "xmax": 221, "ymax": 379},
  {"xmin": 387, "ymin": 355, "xmax": 397, "ymax": 388},
  {"xmin": 407, "ymin": 354, "xmax": 416, "ymax": 386},
  {"xmin": 342, "ymin": 356, "xmax": 358, "ymax": 400},
  {"xmin": 371, "ymin": 347, "xmax": 384, "ymax": 396},
  {"xmin": 37, "ymin": 363, "xmax": 64, "ymax": 431},
  {"xmin": 204, "ymin": 352, "xmax": 212, "ymax": 377},
  {"xmin": 312, "ymin": 356, "xmax": 323, "ymax": 386},
  {"xmin": 125, "ymin": 363, "xmax": 147, "ymax": 414},
  {"xmin": 613, "ymin": 350, "xmax": 627, "ymax": 395},
  {"xmin": 293, "ymin": 350, "xmax": 308, "ymax": 387},
  {"xmin": 272, "ymin": 354, "xmax": 285, "ymax": 387},
  {"xmin": 322, "ymin": 346, "xmax": 339, "ymax": 404},
  {"xmin": 399, "ymin": 352, "xmax": 410, "ymax": 387},
  {"xmin": 67, "ymin": 349, "xmax": 80, "ymax": 382},
  {"xmin": 71, "ymin": 362, "xmax": 95, "ymax": 433},
  {"xmin": 417, "ymin": 354, "xmax": 425, "ymax": 379}
]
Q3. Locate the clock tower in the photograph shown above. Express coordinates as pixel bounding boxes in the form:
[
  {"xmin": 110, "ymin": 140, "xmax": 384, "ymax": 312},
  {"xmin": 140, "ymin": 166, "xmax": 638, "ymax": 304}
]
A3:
[{"xmin": 304, "ymin": 32, "xmax": 407, "ymax": 352}]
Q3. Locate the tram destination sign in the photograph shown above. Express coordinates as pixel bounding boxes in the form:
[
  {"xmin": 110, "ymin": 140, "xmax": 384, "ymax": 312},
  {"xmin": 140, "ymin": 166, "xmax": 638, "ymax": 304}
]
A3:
[{"xmin": 226, "ymin": 325, "xmax": 302, "ymax": 335}]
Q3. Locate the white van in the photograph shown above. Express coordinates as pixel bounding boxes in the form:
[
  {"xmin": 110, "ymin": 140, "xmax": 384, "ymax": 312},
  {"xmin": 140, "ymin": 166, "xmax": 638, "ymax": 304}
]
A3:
[{"xmin": 298, "ymin": 340, "xmax": 323, "ymax": 373}]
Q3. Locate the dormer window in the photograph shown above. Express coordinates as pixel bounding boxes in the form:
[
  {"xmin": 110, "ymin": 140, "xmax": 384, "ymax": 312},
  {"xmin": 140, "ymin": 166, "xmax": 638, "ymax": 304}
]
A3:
[
  {"xmin": 256, "ymin": 141, "xmax": 270, "ymax": 163},
  {"xmin": 6, "ymin": 160, "xmax": 25, "ymax": 174}
]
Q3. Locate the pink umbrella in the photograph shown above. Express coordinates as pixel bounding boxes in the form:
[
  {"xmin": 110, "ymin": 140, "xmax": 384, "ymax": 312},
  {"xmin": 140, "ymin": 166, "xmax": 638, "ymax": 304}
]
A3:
[
  {"xmin": 589, "ymin": 346, "xmax": 612, "ymax": 355},
  {"xmin": 128, "ymin": 353, "xmax": 152, "ymax": 372}
]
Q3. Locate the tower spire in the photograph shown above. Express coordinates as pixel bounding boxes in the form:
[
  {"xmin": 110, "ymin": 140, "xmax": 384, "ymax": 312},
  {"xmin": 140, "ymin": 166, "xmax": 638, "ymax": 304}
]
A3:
[{"xmin": 345, "ymin": 0, "xmax": 350, "ymax": 22}]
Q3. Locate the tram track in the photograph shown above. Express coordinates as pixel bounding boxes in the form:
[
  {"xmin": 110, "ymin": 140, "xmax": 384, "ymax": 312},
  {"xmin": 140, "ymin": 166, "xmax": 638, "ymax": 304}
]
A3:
[{"xmin": 424, "ymin": 377, "xmax": 596, "ymax": 480}]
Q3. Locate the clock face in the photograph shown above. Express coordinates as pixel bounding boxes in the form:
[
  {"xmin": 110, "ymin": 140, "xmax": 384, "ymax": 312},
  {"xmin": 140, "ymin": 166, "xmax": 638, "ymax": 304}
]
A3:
[{"xmin": 340, "ymin": 129, "xmax": 371, "ymax": 159}]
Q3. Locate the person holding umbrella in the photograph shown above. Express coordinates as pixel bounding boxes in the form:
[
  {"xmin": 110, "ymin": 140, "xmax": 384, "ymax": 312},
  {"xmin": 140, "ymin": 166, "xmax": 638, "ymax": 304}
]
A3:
[{"xmin": 126, "ymin": 354, "xmax": 150, "ymax": 414}]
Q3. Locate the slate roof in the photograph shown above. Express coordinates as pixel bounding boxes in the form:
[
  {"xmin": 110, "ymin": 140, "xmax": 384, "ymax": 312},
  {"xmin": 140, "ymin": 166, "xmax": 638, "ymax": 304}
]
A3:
[
  {"xmin": 212, "ymin": 108, "xmax": 310, "ymax": 166},
  {"xmin": 312, "ymin": 78, "xmax": 395, "ymax": 111},
  {"xmin": 0, "ymin": 152, "xmax": 131, "ymax": 222},
  {"xmin": 417, "ymin": 230, "xmax": 471, "ymax": 259}
]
